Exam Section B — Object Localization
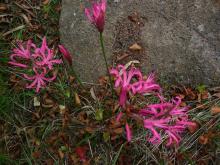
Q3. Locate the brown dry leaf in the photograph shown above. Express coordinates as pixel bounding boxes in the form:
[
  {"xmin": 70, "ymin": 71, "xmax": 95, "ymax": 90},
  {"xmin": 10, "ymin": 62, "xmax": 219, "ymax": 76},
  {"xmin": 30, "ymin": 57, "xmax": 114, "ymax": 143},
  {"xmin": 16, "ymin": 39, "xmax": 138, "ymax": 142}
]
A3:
[
  {"xmin": 45, "ymin": 98, "xmax": 54, "ymax": 105},
  {"xmin": 184, "ymin": 87, "xmax": 197, "ymax": 100},
  {"xmin": 98, "ymin": 76, "xmax": 108, "ymax": 85},
  {"xmin": 85, "ymin": 127, "xmax": 95, "ymax": 133},
  {"xmin": 44, "ymin": 159, "xmax": 54, "ymax": 165},
  {"xmin": 211, "ymin": 106, "xmax": 220, "ymax": 115},
  {"xmin": 113, "ymin": 128, "xmax": 123, "ymax": 134},
  {"xmin": 42, "ymin": 103, "xmax": 54, "ymax": 108},
  {"xmin": 42, "ymin": 95, "xmax": 55, "ymax": 108},
  {"xmin": 129, "ymin": 43, "xmax": 142, "ymax": 51},
  {"xmin": 116, "ymin": 53, "xmax": 129, "ymax": 62},
  {"xmin": 111, "ymin": 135, "xmax": 119, "ymax": 140},
  {"xmin": 213, "ymin": 92, "xmax": 220, "ymax": 98},
  {"xmin": 188, "ymin": 122, "xmax": 199, "ymax": 134},
  {"xmin": 199, "ymin": 131, "xmax": 215, "ymax": 145},
  {"xmin": 33, "ymin": 112, "xmax": 40, "ymax": 119},
  {"xmin": 199, "ymin": 135, "xmax": 209, "ymax": 145},
  {"xmin": 128, "ymin": 12, "xmax": 139, "ymax": 23},
  {"xmin": 109, "ymin": 119, "xmax": 121, "ymax": 129},
  {"xmin": 32, "ymin": 151, "xmax": 41, "ymax": 159},
  {"xmin": 0, "ymin": 3, "xmax": 7, "ymax": 11},
  {"xmin": 75, "ymin": 93, "xmax": 81, "ymax": 106},
  {"xmin": 58, "ymin": 150, "xmax": 64, "ymax": 159},
  {"xmin": 47, "ymin": 133, "xmax": 59, "ymax": 145},
  {"xmin": 77, "ymin": 112, "xmax": 89, "ymax": 124},
  {"xmin": 43, "ymin": 0, "xmax": 50, "ymax": 5}
]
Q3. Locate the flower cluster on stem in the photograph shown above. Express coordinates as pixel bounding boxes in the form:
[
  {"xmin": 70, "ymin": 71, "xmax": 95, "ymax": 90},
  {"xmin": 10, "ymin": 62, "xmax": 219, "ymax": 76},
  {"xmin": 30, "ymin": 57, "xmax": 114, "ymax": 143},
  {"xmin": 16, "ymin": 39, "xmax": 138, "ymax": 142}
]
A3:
[
  {"xmin": 110, "ymin": 64, "xmax": 194, "ymax": 146},
  {"xmin": 8, "ymin": 37, "xmax": 71, "ymax": 93}
]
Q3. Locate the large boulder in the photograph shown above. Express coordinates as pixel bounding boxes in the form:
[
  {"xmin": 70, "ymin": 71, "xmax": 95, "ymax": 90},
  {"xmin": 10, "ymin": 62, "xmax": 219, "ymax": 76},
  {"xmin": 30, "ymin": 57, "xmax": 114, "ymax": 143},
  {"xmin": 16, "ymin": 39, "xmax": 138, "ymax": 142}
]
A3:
[{"xmin": 60, "ymin": 0, "xmax": 220, "ymax": 86}]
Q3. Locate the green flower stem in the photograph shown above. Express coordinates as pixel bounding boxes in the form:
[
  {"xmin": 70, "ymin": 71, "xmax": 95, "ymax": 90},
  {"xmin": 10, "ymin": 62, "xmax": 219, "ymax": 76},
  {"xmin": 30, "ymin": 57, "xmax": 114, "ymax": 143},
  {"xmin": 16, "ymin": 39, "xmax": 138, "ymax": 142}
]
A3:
[
  {"xmin": 99, "ymin": 32, "xmax": 114, "ymax": 95},
  {"xmin": 70, "ymin": 67, "xmax": 84, "ymax": 87}
]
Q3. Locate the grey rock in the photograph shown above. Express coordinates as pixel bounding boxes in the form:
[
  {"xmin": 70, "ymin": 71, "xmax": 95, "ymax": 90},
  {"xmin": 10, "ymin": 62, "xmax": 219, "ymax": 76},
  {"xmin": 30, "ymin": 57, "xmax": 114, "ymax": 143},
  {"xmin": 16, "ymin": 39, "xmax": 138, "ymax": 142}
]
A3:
[{"xmin": 60, "ymin": 0, "xmax": 220, "ymax": 86}]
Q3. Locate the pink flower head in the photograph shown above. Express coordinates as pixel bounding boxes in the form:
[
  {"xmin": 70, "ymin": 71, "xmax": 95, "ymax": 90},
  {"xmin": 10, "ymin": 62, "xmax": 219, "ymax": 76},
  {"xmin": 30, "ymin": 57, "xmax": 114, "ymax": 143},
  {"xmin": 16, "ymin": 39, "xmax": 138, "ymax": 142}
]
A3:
[
  {"xmin": 110, "ymin": 65, "xmax": 160, "ymax": 107},
  {"xmin": 33, "ymin": 37, "xmax": 62, "ymax": 69},
  {"xmin": 23, "ymin": 67, "xmax": 56, "ymax": 93},
  {"xmin": 58, "ymin": 45, "xmax": 73, "ymax": 66},
  {"xmin": 85, "ymin": 0, "xmax": 106, "ymax": 33},
  {"xmin": 133, "ymin": 73, "xmax": 161, "ymax": 95},
  {"xmin": 110, "ymin": 65, "xmax": 142, "ymax": 107},
  {"xmin": 140, "ymin": 97, "xmax": 193, "ymax": 146},
  {"xmin": 8, "ymin": 40, "xmax": 36, "ymax": 68},
  {"xmin": 125, "ymin": 123, "xmax": 132, "ymax": 142}
]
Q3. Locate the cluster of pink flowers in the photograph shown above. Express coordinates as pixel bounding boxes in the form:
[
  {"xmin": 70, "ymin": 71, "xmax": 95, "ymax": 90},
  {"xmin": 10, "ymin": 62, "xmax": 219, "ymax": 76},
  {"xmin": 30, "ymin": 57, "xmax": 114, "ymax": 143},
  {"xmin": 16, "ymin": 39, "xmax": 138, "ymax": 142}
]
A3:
[
  {"xmin": 110, "ymin": 65, "xmax": 194, "ymax": 146},
  {"xmin": 9, "ymin": 37, "xmax": 72, "ymax": 93},
  {"xmin": 110, "ymin": 64, "xmax": 161, "ymax": 107}
]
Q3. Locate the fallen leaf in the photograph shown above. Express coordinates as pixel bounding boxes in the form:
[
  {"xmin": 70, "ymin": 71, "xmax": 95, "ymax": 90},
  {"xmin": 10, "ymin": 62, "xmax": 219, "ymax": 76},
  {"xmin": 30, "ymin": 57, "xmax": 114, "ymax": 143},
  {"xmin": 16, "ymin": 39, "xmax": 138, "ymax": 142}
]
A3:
[
  {"xmin": 44, "ymin": 159, "xmax": 54, "ymax": 165},
  {"xmin": 43, "ymin": 0, "xmax": 50, "ymax": 5},
  {"xmin": 32, "ymin": 151, "xmax": 41, "ymax": 159},
  {"xmin": 58, "ymin": 150, "xmax": 64, "ymax": 159},
  {"xmin": 199, "ymin": 135, "xmax": 209, "ymax": 145},
  {"xmin": 116, "ymin": 53, "xmax": 129, "ymax": 62},
  {"xmin": 188, "ymin": 122, "xmax": 199, "ymax": 134},
  {"xmin": 77, "ymin": 112, "xmax": 89, "ymax": 124},
  {"xmin": 85, "ymin": 127, "xmax": 95, "ymax": 133},
  {"xmin": 184, "ymin": 87, "xmax": 197, "ymax": 100},
  {"xmin": 75, "ymin": 146, "xmax": 88, "ymax": 162},
  {"xmin": 0, "ymin": 3, "xmax": 7, "ymax": 11},
  {"xmin": 129, "ymin": 43, "xmax": 142, "ymax": 51},
  {"xmin": 113, "ymin": 128, "xmax": 123, "ymax": 134},
  {"xmin": 211, "ymin": 106, "xmax": 220, "ymax": 115},
  {"xmin": 45, "ymin": 98, "xmax": 54, "ymax": 105},
  {"xmin": 199, "ymin": 130, "xmax": 216, "ymax": 145},
  {"xmin": 75, "ymin": 93, "xmax": 81, "ymax": 106},
  {"xmin": 42, "ymin": 103, "xmax": 54, "ymax": 108},
  {"xmin": 213, "ymin": 93, "xmax": 220, "ymax": 98}
]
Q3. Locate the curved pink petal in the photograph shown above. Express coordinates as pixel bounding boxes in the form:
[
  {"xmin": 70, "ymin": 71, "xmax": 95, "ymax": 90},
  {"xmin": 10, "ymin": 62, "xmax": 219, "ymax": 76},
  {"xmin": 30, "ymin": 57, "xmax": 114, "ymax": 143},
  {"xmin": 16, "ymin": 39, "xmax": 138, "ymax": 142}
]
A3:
[
  {"xmin": 116, "ymin": 112, "xmax": 123, "ymax": 122},
  {"xmin": 125, "ymin": 123, "xmax": 132, "ymax": 142},
  {"xmin": 8, "ymin": 61, "xmax": 28, "ymax": 68},
  {"xmin": 58, "ymin": 45, "xmax": 73, "ymax": 65}
]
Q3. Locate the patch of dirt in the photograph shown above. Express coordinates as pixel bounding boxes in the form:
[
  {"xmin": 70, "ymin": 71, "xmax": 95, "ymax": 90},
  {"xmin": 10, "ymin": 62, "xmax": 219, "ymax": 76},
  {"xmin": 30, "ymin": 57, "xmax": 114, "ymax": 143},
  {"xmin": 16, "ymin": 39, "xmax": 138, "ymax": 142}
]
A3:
[{"xmin": 112, "ymin": 12, "xmax": 146, "ymax": 65}]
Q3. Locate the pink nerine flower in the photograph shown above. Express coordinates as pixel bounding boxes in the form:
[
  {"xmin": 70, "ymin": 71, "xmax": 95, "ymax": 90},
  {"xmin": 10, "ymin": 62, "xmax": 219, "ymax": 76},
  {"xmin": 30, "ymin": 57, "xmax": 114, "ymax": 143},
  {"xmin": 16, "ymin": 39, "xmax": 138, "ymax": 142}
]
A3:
[
  {"xmin": 85, "ymin": 0, "xmax": 106, "ymax": 33},
  {"xmin": 58, "ymin": 45, "xmax": 73, "ymax": 66},
  {"xmin": 33, "ymin": 37, "xmax": 62, "ymax": 69},
  {"xmin": 140, "ymin": 97, "xmax": 194, "ymax": 146},
  {"xmin": 110, "ymin": 65, "xmax": 160, "ymax": 107},
  {"xmin": 23, "ymin": 67, "xmax": 56, "ymax": 93},
  {"xmin": 8, "ymin": 40, "xmax": 36, "ymax": 68}
]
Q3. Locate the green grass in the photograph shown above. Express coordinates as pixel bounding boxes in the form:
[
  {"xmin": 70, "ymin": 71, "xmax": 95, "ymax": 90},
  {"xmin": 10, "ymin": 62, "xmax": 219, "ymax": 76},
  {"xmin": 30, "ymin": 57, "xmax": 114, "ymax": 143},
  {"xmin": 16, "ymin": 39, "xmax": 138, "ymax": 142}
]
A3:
[{"xmin": 0, "ymin": 154, "xmax": 16, "ymax": 165}]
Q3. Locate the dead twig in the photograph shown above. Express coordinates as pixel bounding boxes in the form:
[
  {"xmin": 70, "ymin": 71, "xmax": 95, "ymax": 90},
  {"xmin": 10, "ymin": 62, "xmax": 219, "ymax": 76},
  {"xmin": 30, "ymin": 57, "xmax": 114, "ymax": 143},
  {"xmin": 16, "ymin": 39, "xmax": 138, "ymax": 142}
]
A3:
[
  {"xmin": 13, "ymin": 2, "xmax": 35, "ymax": 18},
  {"xmin": 2, "ymin": 25, "xmax": 25, "ymax": 37}
]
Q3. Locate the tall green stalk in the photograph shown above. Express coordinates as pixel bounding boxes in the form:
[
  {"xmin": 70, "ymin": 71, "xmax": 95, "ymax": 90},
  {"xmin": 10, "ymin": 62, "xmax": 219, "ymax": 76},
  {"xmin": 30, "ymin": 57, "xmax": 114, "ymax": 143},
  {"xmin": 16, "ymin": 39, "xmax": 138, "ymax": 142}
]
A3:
[{"xmin": 99, "ymin": 32, "xmax": 114, "ymax": 95}]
